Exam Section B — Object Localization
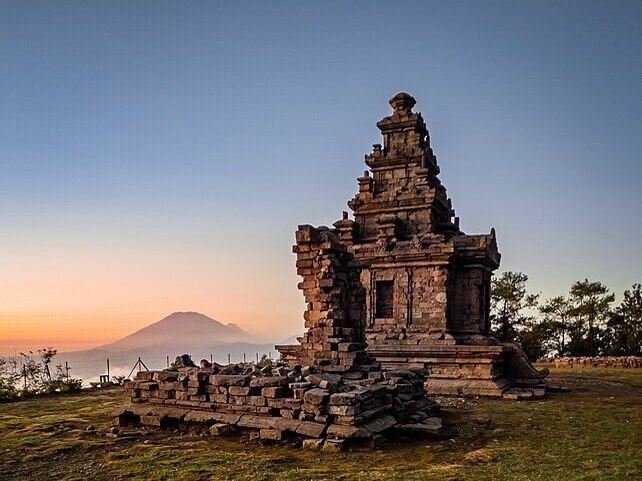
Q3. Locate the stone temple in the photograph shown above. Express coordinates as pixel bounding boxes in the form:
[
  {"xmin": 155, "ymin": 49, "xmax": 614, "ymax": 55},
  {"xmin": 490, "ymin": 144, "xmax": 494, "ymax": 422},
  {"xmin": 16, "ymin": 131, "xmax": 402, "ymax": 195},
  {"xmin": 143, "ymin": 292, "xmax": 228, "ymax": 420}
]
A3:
[
  {"xmin": 277, "ymin": 93, "xmax": 549, "ymax": 398},
  {"xmin": 116, "ymin": 93, "xmax": 550, "ymax": 447}
]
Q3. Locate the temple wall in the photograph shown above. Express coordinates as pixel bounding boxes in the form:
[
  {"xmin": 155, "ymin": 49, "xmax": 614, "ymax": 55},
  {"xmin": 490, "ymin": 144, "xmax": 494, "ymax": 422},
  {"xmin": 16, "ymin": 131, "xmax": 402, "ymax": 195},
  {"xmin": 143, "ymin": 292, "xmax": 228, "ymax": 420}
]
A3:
[
  {"xmin": 448, "ymin": 267, "xmax": 491, "ymax": 335},
  {"xmin": 410, "ymin": 266, "xmax": 449, "ymax": 336},
  {"xmin": 449, "ymin": 267, "xmax": 482, "ymax": 334},
  {"xmin": 363, "ymin": 265, "xmax": 449, "ymax": 340}
]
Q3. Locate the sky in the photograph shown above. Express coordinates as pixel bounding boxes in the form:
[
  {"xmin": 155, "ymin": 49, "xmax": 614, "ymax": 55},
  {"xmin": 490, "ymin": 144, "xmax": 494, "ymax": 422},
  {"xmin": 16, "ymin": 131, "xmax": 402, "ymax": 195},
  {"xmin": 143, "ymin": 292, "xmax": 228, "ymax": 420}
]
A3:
[{"xmin": 1, "ymin": 1, "xmax": 641, "ymax": 354}]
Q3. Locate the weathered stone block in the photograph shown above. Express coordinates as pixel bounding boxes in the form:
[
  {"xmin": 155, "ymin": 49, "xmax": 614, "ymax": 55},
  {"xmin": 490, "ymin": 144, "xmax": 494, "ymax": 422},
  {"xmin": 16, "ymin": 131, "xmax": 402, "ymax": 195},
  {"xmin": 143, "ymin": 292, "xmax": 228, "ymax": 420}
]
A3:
[
  {"xmin": 329, "ymin": 392, "xmax": 357, "ymax": 406},
  {"xmin": 228, "ymin": 386, "xmax": 252, "ymax": 396},
  {"xmin": 261, "ymin": 386, "xmax": 288, "ymax": 398},
  {"xmin": 302, "ymin": 438, "xmax": 324, "ymax": 450},
  {"xmin": 249, "ymin": 376, "xmax": 288, "ymax": 388},
  {"xmin": 209, "ymin": 375, "xmax": 250, "ymax": 386},
  {"xmin": 260, "ymin": 429, "xmax": 283, "ymax": 441},
  {"xmin": 328, "ymin": 404, "xmax": 358, "ymax": 416},
  {"xmin": 140, "ymin": 415, "xmax": 162, "ymax": 426},
  {"xmin": 326, "ymin": 424, "xmax": 370, "ymax": 439},
  {"xmin": 321, "ymin": 438, "xmax": 345, "ymax": 452},
  {"xmin": 296, "ymin": 421, "xmax": 327, "ymax": 438},
  {"xmin": 303, "ymin": 388, "xmax": 329, "ymax": 405},
  {"xmin": 210, "ymin": 423, "xmax": 232, "ymax": 436}
]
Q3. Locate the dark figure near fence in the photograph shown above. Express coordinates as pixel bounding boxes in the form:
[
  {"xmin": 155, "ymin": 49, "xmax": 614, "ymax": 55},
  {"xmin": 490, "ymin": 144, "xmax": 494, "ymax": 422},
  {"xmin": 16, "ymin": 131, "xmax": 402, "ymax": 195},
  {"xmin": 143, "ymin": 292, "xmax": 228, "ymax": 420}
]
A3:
[{"xmin": 171, "ymin": 354, "xmax": 196, "ymax": 368}]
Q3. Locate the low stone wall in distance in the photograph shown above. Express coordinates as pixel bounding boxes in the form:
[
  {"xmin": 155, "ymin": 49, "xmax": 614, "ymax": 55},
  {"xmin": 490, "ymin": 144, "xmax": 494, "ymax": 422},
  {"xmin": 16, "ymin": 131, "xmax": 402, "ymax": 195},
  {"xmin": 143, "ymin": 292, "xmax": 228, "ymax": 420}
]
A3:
[
  {"xmin": 537, "ymin": 356, "xmax": 640, "ymax": 369},
  {"xmin": 116, "ymin": 361, "xmax": 442, "ymax": 451}
]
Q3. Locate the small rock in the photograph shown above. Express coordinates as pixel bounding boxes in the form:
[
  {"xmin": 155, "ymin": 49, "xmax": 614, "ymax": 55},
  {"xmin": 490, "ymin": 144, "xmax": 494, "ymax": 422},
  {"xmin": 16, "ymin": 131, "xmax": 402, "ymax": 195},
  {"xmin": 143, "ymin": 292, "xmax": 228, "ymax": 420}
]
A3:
[
  {"xmin": 322, "ymin": 439, "xmax": 345, "ymax": 452},
  {"xmin": 302, "ymin": 438, "xmax": 324, "ymax": 450},
  {"xmin": 260, "ymin": 429, "xmax": 283, "ymax": 441},
  {"xmin": 209, "ymin": 423, "xmax": 231, "ymax": 436}
]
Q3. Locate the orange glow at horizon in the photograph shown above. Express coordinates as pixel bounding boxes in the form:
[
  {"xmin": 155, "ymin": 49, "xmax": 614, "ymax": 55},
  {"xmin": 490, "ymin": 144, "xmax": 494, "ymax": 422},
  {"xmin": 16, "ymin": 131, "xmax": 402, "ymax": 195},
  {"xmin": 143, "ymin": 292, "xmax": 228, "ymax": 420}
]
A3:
[{"xmin": 0, "ymin": 239, "xmax": 305, "ymax": 354}]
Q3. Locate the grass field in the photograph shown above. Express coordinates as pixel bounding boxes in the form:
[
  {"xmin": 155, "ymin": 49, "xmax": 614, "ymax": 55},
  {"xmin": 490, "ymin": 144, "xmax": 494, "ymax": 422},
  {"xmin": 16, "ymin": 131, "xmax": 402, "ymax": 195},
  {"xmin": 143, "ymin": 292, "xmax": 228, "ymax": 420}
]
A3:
[{"xmin": 0, "ymin": 367, "xmax": 640, "ymax": 481}]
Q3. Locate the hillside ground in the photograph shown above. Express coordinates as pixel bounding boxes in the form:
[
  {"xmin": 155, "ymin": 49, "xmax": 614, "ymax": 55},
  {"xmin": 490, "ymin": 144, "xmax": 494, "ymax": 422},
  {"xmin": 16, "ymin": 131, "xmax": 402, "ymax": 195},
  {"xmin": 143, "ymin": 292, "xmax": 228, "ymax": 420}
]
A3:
[{"xmin": 0, "ymin": 367, "xmax": 640, "ymax": 481}]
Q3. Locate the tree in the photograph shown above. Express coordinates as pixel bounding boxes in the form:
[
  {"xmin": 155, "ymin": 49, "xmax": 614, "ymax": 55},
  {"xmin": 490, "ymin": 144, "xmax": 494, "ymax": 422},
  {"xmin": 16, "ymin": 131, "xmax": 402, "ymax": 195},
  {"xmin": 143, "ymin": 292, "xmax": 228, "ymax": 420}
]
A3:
[
  {"xmin": 0, "ymin": 357, "xmax": 21, "ymax": 400},
  {"xmin": 605, "ymin": 283, "xmax": 642, "ymax": 355},
  {"xmin": 19, "ymin": 348, "xmax": 57, "ymax": 392},
  {"xmin": 567, "ymin": 279, "xmax": 614, "ymax": 356},
  {"xmin": 539, "ymin": 295, "xmax": 572, "ymax": 356},
  {"xmin": 518, "ymin": 320, "xmax": 557, "ymax": 361},
  {"xmin": 490, "ymin": 271, "xmax": 539, "ymax": 343}
]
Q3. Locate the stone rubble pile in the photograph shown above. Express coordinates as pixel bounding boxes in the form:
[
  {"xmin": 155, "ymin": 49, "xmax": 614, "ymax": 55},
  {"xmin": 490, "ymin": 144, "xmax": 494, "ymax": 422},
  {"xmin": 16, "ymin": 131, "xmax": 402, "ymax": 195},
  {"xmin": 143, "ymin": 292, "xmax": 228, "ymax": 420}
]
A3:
[
  {"xmin": 537, "ymin": 356, "xmax": 641, "ymax": 369},
  {"xmin": 117, "ymin": 359, "xmax": 441, "ymax": 450}
]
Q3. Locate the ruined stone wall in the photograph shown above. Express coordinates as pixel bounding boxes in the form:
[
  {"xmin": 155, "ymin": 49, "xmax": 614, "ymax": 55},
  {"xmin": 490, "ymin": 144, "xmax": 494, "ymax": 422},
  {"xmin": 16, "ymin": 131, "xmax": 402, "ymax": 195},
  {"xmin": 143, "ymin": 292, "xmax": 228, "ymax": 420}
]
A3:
[
  {"xmin": 538, "ymin": 356, "xmax": 641, "ymax": 369},
  {"xmin": 292, "ymin": 225, "xmax": 371, "ymax": 374}
]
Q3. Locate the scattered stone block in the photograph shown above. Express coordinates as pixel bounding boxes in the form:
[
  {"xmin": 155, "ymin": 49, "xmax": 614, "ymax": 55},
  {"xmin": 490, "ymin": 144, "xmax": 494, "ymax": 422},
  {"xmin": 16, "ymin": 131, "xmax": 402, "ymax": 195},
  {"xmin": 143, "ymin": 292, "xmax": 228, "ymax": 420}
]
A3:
[
  {"xmin": 260, "ymin": 429, "xmax": 284, "ymax": 441},
  {"xmin": 302, "ymin": 438, "xmax": 324, "ymax": 450},
  {"xmin": 209, "ymin": 375, "xmax": 250, "ymax": 386},
  {"xmin": 209, "ymin": 423, "xmax": 231, "ymax": 436},
  {"xmin": 229, "ymin": 386, "xmax": 252, "ymax": 396},
  {"xmin": 296, "ymin": 421, "xmax": 327, "ymax": 438},
  {"xmin": 140, "ymin": 415, "xmax": 162, "ymax": 427},
  {"xmin": 362, "ymin": 414, "xmax": 397, "ymax": 434},
  {"xmin": 326, "ymin": 424, "xmax": 370, "ymax": 439},
  {"xmin": 303, "ymin": 388, "xmax": 330, "ymax": 405},
  {"xmin": 261, "ymin": 386, "xmax": 288, "ymax": 398},
  {"xmin": 250, "ymin": 376, "xmax": 288, "ymax": 388},
  {"xmin": 322, "ymin": 439, "xmax": 345, "ymax": 452}
]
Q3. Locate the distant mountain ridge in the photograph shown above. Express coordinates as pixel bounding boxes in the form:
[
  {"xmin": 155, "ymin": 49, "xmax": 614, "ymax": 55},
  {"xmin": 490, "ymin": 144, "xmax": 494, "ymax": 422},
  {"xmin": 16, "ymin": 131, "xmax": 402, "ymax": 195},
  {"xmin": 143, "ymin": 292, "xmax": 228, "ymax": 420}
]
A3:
[
  {"xmin": 61, "ymin": 311, "xmax": 282, "ymax": 381},
  {"xmin": 96, "ymin": 311, "xmax": 256, "ymax": 352}
]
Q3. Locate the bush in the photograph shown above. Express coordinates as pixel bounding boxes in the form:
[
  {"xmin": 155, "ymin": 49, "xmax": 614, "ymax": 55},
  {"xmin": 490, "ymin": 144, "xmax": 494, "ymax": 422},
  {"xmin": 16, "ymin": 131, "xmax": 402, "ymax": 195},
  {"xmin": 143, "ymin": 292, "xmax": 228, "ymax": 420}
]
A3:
[
  {"xmin": 41, "ymin": 378, "xmax": 83, "ymax": 394},
  {"xmin": 0, "ymin": 348, "xmax": 82, "ymax": 400}
]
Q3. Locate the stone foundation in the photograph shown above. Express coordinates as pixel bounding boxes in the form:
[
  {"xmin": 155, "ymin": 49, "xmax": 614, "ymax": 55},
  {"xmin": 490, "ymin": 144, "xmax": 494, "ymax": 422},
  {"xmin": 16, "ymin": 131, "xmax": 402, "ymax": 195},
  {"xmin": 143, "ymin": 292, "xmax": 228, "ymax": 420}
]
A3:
[{"xmin": 368, "ymin": 343, "xmax": 548, "ymax": 398}]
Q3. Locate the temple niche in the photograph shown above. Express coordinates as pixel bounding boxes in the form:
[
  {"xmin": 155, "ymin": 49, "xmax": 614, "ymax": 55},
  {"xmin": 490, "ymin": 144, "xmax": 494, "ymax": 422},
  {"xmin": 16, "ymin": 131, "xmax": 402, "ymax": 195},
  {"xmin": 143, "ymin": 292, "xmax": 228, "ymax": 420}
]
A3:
[{"xmin": 278, "ymin": 93, "xmax": 548, "ymax": 398}]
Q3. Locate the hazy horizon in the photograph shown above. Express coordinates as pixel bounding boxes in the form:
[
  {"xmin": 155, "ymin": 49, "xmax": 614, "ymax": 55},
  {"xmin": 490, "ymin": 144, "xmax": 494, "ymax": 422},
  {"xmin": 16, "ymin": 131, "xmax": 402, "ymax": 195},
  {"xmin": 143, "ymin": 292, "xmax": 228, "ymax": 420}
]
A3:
[
  {"xmin": 0, "ymin": 310, "xmax": 302, "ymax": 356},
  {"xmin": 2, "ymin": 2, "xmax": 641, "ymax": 354}
]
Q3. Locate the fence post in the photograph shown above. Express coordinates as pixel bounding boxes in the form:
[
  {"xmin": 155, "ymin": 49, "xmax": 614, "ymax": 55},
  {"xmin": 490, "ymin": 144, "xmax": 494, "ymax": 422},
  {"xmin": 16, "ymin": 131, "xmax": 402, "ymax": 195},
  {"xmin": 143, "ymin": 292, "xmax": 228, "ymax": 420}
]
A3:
[
  {"xmin": 65, "ymin": 361, "xmax": 70, "ymax": 379},
  {"xmin": 166, "ymin": 355, "xmax": 170, "ymax": 368},
  {"xmin": 107, "ymin": 358, "xmax": 110, "ymax": 382}
]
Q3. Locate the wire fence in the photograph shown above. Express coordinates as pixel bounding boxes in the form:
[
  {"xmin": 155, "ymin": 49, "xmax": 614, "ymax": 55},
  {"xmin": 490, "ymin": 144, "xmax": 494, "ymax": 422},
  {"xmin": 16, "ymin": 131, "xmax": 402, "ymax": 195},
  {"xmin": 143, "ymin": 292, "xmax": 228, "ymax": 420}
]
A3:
[{"xmin": 1, "ymin": 351, "xmax": 277, "ymax": 385}]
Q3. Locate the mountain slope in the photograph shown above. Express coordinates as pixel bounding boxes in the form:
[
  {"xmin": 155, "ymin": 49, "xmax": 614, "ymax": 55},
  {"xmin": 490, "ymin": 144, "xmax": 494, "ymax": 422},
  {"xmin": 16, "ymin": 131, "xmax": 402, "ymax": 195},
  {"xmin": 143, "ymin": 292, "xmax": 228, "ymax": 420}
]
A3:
[{"xmin": 96, "ymin": 311, "xmax": 255, "ymax": 352}]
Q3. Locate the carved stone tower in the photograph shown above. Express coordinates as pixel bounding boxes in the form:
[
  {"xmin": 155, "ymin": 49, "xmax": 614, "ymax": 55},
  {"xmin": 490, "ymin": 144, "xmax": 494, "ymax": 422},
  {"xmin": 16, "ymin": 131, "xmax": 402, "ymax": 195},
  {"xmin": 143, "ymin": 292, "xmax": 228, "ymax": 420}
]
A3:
[{"xmin": 278, "ymin": 93, "xmax": 548, "ymax": 397}]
